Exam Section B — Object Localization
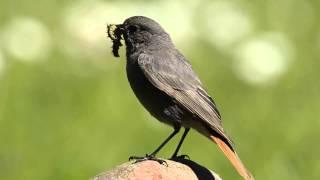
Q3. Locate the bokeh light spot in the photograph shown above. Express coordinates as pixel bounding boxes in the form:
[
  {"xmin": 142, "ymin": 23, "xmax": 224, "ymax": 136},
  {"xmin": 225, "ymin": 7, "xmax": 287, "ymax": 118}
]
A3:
[
  {"xmin": 2, "ymin": 17, "xmax": 52, "ymax": 62},
  {"xmin": 203, "ymin": 1, "xmax": 253, "ymax": 50},
  {"xmin": 62, "ymin": 1, "xmax": 129, "ymax": 58},
  {"xmin": 233, "ymin": 32, "xmax": 294, "ymax": 85}
]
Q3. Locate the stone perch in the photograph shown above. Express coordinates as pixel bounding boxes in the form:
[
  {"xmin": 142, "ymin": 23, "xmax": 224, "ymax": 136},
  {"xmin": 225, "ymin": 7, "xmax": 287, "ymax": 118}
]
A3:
[{"xmin": 92, "ymin": 158, "xmax": 222, "ymax": 180}]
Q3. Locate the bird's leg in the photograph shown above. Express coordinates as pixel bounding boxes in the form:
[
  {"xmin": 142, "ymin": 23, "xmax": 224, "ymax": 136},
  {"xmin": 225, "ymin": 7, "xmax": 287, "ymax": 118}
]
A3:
[
  {"xmin": 150, "ymin": 127, "xmax": 181, "ymax": 156},
  {"xmin": 129, "ymin": 127, "xmax": 180, "ymax": 165},
  {"xmin": 170, "ymin": 128, "xmax": 190, "ymax": 159}
]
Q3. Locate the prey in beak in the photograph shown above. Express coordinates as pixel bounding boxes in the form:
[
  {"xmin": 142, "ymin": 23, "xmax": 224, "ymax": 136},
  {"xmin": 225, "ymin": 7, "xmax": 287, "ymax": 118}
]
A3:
[{"xmin": 107, "ymin": 24, "xmax": 124, "ymax": 57}]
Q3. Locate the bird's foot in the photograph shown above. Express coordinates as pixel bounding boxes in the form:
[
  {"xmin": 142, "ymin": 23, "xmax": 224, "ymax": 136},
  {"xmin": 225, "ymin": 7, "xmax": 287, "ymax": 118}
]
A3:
[
  {"xmin": 170, "ymin": 154, "xmax": 190, "ymax": 160},
  {"xmin": 129, "ymin": 154, "xmax": 168, "ymax": 166}
]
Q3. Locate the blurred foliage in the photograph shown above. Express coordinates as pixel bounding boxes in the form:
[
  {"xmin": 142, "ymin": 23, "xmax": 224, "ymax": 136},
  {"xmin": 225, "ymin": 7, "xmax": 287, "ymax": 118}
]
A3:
[{"xmin": 0, "ymin": 0, "xmax": 320, "ymax": 179}]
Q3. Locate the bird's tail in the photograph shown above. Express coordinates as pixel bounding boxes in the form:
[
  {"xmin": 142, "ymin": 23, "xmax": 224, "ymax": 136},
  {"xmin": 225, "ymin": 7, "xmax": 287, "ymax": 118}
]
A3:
[{"xmin": 210, "ymin": 135, "xmax": 254, "ymax": 180}]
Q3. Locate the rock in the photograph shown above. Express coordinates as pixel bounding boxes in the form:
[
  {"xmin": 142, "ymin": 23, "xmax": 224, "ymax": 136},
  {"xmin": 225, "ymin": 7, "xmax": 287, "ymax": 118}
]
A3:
[{"xmin": 92, "ymin": 158, "xmax": 222, "ymax": 180}]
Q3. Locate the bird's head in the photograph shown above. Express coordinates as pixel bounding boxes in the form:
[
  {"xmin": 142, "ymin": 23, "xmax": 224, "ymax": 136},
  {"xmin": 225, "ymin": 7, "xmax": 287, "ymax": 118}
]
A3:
[{"xmin": 107, "ymin": 16, "xmax": 171, "ymax": 57}]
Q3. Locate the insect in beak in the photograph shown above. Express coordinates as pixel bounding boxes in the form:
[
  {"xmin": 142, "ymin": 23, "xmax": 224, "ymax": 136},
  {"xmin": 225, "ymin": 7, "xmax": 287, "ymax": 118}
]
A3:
[{"xmin": 107, "ymin": 24, "xmax": 124, "ymax": 57}]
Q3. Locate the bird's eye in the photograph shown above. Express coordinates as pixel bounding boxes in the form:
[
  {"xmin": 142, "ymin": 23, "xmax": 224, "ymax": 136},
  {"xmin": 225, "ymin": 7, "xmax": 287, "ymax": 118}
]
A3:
[{"xmin": 128, "ymin": 25, "xmax": 138, "ymax": 34}]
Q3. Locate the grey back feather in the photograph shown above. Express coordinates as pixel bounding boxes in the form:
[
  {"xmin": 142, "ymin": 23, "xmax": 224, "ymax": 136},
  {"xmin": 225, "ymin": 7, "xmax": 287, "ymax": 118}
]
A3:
[{"xmin": 137, "ymin": 50, "xmax": 228, "ymax": 140}]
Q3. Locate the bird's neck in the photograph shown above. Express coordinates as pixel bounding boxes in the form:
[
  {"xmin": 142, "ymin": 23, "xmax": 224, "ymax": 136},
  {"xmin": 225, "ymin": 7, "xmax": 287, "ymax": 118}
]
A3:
[{"xmin": 125, "ymin": 35, "xmax": 174, "ymax": 64}]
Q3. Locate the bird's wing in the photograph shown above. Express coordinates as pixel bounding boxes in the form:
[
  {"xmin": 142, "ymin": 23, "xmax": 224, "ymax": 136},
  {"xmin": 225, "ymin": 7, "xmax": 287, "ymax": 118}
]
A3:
[{"xmin": 137, "ymin": 52, "xmax": 228, "ymax": 140}]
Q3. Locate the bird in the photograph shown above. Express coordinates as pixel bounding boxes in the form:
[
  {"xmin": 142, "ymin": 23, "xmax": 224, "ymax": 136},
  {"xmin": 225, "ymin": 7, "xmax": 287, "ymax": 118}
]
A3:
[{"xmin": 107, "ymin": 16, "xmax": 254, "ymax": 180}]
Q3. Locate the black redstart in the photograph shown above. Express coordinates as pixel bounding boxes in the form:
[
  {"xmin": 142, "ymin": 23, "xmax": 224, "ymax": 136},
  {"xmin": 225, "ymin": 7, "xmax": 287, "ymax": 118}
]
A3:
[{"xmin": 107, "ymin": 16, "xmax": 253, "ymax": 180}]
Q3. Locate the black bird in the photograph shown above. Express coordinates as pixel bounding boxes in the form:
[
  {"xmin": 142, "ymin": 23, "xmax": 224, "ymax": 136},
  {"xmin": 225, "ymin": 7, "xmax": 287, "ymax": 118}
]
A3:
[{"xmin": 107, "ymin": 16, "xmax": 253, "ymax": 180}]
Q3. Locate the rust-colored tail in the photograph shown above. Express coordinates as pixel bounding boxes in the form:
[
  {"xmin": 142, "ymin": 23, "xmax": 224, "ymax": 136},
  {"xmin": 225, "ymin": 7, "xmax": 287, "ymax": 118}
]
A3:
[{"xmin": 210, "ymin": 136, "xmax": 254, "ymax": 180}]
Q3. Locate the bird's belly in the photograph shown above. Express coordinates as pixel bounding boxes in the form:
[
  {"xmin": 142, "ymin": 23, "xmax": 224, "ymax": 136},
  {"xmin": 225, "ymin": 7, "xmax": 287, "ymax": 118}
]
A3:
[{"xmin": 126, "ymin": 63, "xmax": 185, "ymax": 126}]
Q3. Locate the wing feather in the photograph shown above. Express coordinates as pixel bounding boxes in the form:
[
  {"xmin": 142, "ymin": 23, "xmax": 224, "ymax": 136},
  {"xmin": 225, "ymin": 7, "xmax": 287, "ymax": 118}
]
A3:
[{"xmin": 137, "ymin": 52, "xmax": 227, "ymax": 138}]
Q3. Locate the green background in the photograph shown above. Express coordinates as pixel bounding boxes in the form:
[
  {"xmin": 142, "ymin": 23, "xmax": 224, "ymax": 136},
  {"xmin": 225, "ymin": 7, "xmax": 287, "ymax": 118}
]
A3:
[{"xmin": 0, "ymin": 0, "xmax": 319, "ymax": 179}]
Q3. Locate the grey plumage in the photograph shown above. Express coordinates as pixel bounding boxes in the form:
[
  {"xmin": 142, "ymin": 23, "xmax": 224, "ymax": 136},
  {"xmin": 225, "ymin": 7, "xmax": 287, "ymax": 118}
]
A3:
[
  {"xmin": 123, "ymin": 16, "xmax": 231, "ymax": 145},
  {"xmin": 108, "ymin": 16, "xmax": 253, "ymax": 180}
]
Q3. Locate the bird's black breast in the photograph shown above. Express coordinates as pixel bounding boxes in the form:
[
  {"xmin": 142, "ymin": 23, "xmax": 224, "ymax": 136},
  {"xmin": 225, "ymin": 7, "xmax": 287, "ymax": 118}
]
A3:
[{"xmin": 126, "ymin": 60, "xmax": 185, "ymax": 127}]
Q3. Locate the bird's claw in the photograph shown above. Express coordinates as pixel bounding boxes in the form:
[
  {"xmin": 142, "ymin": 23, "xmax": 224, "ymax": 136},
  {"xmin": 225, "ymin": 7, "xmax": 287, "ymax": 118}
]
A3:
[{"xmin": 129, "ymin": 154, "xmax": 168, "ymax": 166}]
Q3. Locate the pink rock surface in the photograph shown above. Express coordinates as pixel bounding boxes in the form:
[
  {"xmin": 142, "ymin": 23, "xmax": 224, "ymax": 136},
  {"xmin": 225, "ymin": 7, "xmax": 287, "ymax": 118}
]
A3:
[{"xmin": 93, "ymin": 160, "xmax": 200, "ymax": 180}]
